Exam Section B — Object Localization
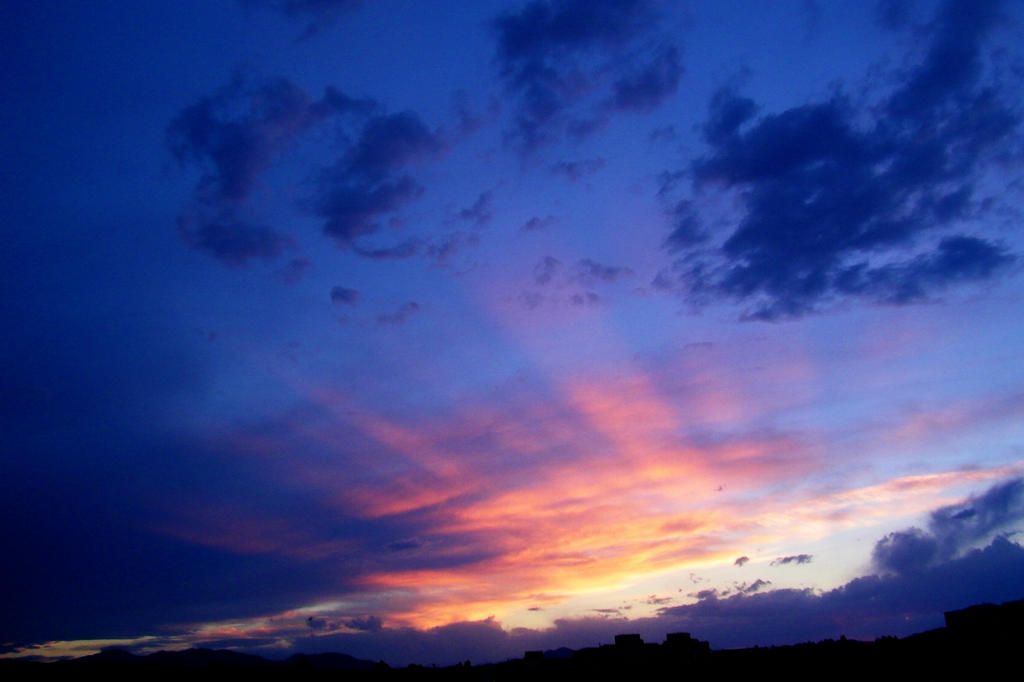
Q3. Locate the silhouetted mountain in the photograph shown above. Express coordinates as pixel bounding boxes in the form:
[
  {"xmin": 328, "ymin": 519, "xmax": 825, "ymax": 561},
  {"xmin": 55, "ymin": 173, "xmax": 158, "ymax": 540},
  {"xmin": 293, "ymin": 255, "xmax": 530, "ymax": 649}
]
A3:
[
  {"xmin": 287, "ymin": 651, "xmax": 379, "ymax": 671},
  {"xmin": 145, "ymin": 647, "xmax": 273, "ymax": 668}
]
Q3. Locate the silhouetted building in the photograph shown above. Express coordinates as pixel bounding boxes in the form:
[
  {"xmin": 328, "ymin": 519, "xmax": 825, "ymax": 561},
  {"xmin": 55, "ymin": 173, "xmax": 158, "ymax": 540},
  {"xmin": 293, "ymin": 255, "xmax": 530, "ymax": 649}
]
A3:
[
  {"xmin": 613, "ymin": 634, "xmax": 643, "ymax": 649},
  {"xmin": 944, "ymin": 598, "xmax": 1024, "ymax": 647}
]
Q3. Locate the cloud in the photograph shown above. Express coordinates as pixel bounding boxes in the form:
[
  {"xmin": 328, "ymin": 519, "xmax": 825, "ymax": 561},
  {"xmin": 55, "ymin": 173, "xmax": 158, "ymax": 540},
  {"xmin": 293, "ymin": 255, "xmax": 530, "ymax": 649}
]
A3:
[
  {"xmin": 343, "ymin": 111, "xmax": 444, "ymax": 183},
  {"xmin": 733, "ymin": 556, "xmax": 749, "ymax": 567},
  {"xmin": 700, "ymin": 86, "xmax": 758, "ymax": 147},
  {"xmin": 575, "ymin": 258, "xmax": 634, "ymax": 284},
  {"xmin": 550, "ymin": 158, "xmax": 606, "ymax": 181},
  {"xmin": 522, "ymin": 215, "xmax": 557, "ymax": 232},
  {"xmin": 243, "ymin": 0, "xmax": 364, "ymax": 39},
  {"xmin": 312, "ymin": 112, "xmax": 444, "ymax": 250},
  {"xmin": 533, "ymin": 256, "xmax": 562, "ymax": 285},
  {"xmin": 377, "ymin": 301, "xmax": 421, "ymax": 326},
  {"xmin": 276, "ymin": 257, "xmax": 312, "ymax": 284},
  {"xmin": 770, "ymin": 554, "xmax": 813, "ymax": 566},
  {"xmin": 346, "ymin": 615, "xmax": 383, "ymax": 633},
  {"xmin": 450, "ymin": 89, "xmax": 500, "ymax": 137},
  {"xmin": 17, "ymin": 520, "xmax": 1024, "ymax": 667},
  {"xmin": 663, "ymin": 201, "xmax": 706, "ymax": 251},
  {"xmin": 659, "ymin": 0, "xmax": 1019, "ymax": 319},
  {"xmin": 455, "ymin": 191, "xmax": 493, "ymax": 227},
  {"xmin": 520, "ymin": 291, "xmax": 544, "ymax": 309},
  {"xmin": 169, "ymin": 76, "xmax": 376, "ymax": 204},
  {"xmin": 655, "ymin": 536, "xmax": 1024, "ymax": 648},
  {"xmin": 874, "ymin": 0, "xmax": 918, "ymax": 30},
  {"xmin": 168, "ymin": 75, "xmax": 376, "ymax": 265},
  {"xmin": 386, "ymin": 539, "xmax": 422, "ymax": 552},
  {"xmin": 352, "ymin": 238, "xmax": 422, "ymax": 261},
  {"xmin": 833, "ymin": 236, "xmax": 1012, "ymax": 305},
  {"xmin": 873, "ymin": 477, "xmax": 1024, "ymax": 575},
  {"xmin": 428, "ymin": 231, "xmax": 481, "ymax": 265},
  {"xmin": 492, "ymin": 0, "xmax": 677, "ymax": 149},
  {"xmin": 329, "ymin": 286, "xmax": 360, "ymax": 305},
  {"xmin": 607, "ymin": 45, "xmax": 682, "ymax": 112},
  {"xmin": 740, "ymin": 578, "xmax": 770, "ymax": 593},
  {"xmin": 169, "ymin": 85, "xmax": 442, "ymax": 263},
  {"xmin": 176, "ymin": 212, "xmax": 293, "ymax": 266},
  {"xmin": 569, "ymin": 291, "xmax": 600, "ymax": 306}
]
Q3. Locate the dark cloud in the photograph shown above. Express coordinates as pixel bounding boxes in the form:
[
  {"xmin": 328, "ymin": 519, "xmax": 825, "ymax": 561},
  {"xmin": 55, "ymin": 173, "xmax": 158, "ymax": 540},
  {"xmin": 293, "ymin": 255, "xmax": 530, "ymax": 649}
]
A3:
[
  {"xmin": 575, "ymin": 258, "xmax": 634, "ymax": 284},
  {"xmin": 456, "ymin": 191, "xmax": 494, "ymax": 227},
  {"xmin": 522, "ymin": 215, "xmax": 557, "ymax": 231},
  {"xmin": 549, "ymin": 158, "xmax": 606, "ymax": 181},
  {"xmin": 886, "ymin": 0, "xmax": 1006, "ymax": 122},
  {"xmin": 329, "ymin": 286, "xmax": 360, "ymax": 305},
  {"xmin": 312, "ymin": 112, "xmax": 443, "ymax": 250},
  {"xmin": 342, "ymin": 111, "xmax": 444, "ymax": 183},
  {"xmin": 873, "ymin": 527, "xmax": 940, "ymax": 575},
  {"xmin": 740, "ymin": 578, "xmax": 771, "ymax": 594},
  {"xmin": 663, "ymin": 200, "xmax": 706, "ymax": 251},
  {"xmin": 243, "ymin": 0, "xmax": 363, "ymax": 39},
  {"xmin": 874, "ymin": 0, "xmax": 917, "ymax": 30},
  {"xmin": 245, "ymin": 0, "xmax": 362, "ymax": 18},
  {"xmin": 800, "ymin": 0, "xmax": 822, "ymax": 40},
  {"xmin": 169, "ymin": 76, "xmax": 375, "ymax": 204},
  {"xmin": 770, "ymin": 554, "xmax": 813, "ymax": 566},
  {"xmin": 168, "ymin": 75, "xmax": 376, "ymax": 264},
  {"xmin": 346, "ymin": 615, "xmax": 383, "ymax": 633},
  {"xmin": 534, "ymin": 256, "xmax": 562, "ymax": 285},
  {"xmin": 608, "ymin": 45, "xmax": 682, "ymax": 112},
  {"xmin": 873, "ymin": 477, "xmax": 1024, "ymax": 575},
  {"xmin": 649, "ymin": 124, "xmax": 677, "ymax": 143},
  {"xmin": 314, "ymin": 176, "xmax": 423, "ymax": 245},
  {"xmin": 377, "ymin": 301, "xmax": 421, "ymax": 326},
  {"xmin": 177, "ymin": 212, "xmax": 292, "ymax": 266},
  {"xmin": 656, "ymin": 536, "xmax": 1024, "ymax": 648},
  {"xmin": 569, "ymin": 291, "xmax": 600, "ymax": 306},
  {"xmin": 733, "ymin": 555, "xmax": 750, "ymax": 567},
  {"xmin": 660, "ymin": 0, "xmax": 1019, "ymax": 320},
  {"xmin": 450, "ymin": 89, "xmax": 500, "ymax": 137},
  {"xmin": 171, "ymin": 91, "xmax": 439, "ymax": 263},
  {"xmin": 276, "ymin": 257, "xmax": 312, "ymax": 284},
  {"xmin": 352, "ymin": 238, "xmax": 422, "ymax": 261},
  {"xmin": 385, "ymin": 539, "xmax": 422, "ymax": 552},
  {"xmin": 832, "ymin": 236, "xmax": 1013, "ymax": 306},
  {"xmin": 492, "ymin": 0, "xmax": 676, "ymax": 149},
  {"xmin": 701, "ymin": 86, "xmax": 758, "ymax": 147},
  {"xmin": 171, "ymin": 77, "xmax": 319, "ymax": 203},
  {"xmin": 428, "ymin": 231, "xmax": 481, "ymax": 265},
  {"xmin": 521, "ymin": 290, "xmax": 544, "ymax": 309}
]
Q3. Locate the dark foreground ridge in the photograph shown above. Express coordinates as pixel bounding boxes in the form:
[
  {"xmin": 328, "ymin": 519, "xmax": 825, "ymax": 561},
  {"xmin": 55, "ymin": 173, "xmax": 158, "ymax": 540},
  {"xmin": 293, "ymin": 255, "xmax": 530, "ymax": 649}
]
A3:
[{"xmin": 4, "ymin": 599, "xmax": 1022, "ymax": 680}]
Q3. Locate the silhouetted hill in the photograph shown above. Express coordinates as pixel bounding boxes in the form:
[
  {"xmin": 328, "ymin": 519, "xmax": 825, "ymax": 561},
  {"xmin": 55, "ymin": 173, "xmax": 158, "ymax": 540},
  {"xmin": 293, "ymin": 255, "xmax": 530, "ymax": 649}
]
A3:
[
  {"xmin": 287, "ymin": 651, "xmax": 379, "ymax": 671},
  {"xmin": 144, "ymin": 647, "xmax": 274, "ymax": 668}
]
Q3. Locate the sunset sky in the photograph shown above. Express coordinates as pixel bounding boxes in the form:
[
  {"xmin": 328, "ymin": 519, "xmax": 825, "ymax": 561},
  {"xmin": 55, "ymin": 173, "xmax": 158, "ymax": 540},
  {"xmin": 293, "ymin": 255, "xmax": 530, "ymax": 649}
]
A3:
[{"xmin": 3, "ymin": 0, "xmax": 1024, "ymax": 666}]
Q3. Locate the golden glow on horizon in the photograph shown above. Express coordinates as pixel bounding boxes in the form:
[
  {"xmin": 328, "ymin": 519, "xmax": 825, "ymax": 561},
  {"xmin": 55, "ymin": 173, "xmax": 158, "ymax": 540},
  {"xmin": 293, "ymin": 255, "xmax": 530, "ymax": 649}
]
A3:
[{"xmin": 134, "ymin": 352, "xmax": 1024, "ymax": 648}]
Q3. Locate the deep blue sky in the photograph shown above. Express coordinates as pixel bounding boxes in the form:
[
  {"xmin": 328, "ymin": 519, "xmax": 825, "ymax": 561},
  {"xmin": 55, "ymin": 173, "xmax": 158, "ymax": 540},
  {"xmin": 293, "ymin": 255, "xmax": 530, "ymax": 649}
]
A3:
[{"xmin": 2, "ymin": 0, "xmax": 1024, "ymax": 666}]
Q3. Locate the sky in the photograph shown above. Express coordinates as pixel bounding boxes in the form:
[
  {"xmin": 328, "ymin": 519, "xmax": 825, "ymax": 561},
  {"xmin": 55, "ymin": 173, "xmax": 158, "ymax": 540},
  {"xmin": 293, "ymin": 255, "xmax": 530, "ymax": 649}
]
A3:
[{"xmin": 2, "ymin": 0, "xmax": 1024, "ymax": 667}]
